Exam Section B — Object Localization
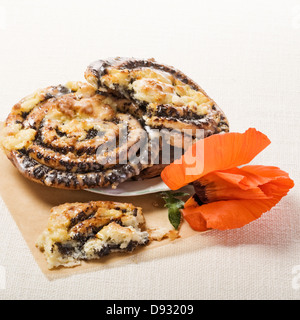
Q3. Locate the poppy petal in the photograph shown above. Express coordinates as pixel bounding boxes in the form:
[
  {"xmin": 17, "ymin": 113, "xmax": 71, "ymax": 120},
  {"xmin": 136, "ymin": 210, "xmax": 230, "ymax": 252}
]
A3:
[
  {"xmin": 184, "ymin": 195, "xmax": 201, "ymax": 208},
  {"xmin": 213, "ymin": 167, "xmax": 272, "ymax": 190},
  {"xmin": 181, "ymin": 205, "xmax": 209, "ymax": 231},
  {"xmin": 182, "ymin": 166, "xmax": 294, "ymax": 230},
  {"xmin": 183, "ymin": 198, "xmax": 279, "ymax": 230},
  {"xmin": 161, "ymin": 128, "xmax": 271, "ymax": 190},
  {"xmin": 193, "ymin": 171, "xmax": 270, "ymax": 203}
]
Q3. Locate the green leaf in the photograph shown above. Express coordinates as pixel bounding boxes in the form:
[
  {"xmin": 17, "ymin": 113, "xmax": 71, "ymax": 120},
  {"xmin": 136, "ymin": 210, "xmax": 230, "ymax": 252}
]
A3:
[{"xmin": 160, "ymin": 191, "xmax": 190, "ymax": 230}]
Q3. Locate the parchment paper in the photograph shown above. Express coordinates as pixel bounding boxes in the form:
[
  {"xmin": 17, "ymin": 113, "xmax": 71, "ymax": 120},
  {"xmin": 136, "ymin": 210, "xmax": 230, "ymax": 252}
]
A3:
[{"xmin": 0, "ymin": 149, "xmax": 199, "ymax": 279}]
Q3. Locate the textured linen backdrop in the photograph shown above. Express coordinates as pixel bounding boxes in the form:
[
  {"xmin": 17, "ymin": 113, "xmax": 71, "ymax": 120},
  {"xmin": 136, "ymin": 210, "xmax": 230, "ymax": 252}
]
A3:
[{"xmin": 0, "ymin": 0, "xmax": 299, "ymax": 299}]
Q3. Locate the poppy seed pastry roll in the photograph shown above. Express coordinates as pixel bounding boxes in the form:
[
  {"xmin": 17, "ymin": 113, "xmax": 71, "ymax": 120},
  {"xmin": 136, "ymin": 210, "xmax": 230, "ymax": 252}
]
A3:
[
  {"xmin": 1, "ymin": 81, "xmax": 154, "ymax": 189},
  {"xmin": 85, "ymin": 57, "xmax": 229, "ymax": 137},
  {"xmin": 35, "ymin": 201, "xmax": 149, "ymax": 269}
]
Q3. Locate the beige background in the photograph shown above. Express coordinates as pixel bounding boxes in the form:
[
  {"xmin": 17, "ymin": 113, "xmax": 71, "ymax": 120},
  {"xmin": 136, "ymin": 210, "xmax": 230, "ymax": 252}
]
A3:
[{"xmin": 0, "ymin": 0, "xmax": 300, "ymax": 299}]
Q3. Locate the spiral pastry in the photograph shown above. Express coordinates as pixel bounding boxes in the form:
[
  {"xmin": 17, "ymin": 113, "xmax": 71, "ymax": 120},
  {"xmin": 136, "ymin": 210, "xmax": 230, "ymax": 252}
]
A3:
[
  {"xmin": 85, "ymin": 57, "xmax": 229, "ymax": 137},
  {"xmin": 1, "ymin": 81, "xmax": 155, "ymax": 189}
]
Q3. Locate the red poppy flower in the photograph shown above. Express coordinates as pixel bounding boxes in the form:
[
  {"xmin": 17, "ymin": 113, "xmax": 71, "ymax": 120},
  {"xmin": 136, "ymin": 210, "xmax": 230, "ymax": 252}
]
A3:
[{"xmin": 161, "ymin": 128, "xmax": 294, "ymax": 231}]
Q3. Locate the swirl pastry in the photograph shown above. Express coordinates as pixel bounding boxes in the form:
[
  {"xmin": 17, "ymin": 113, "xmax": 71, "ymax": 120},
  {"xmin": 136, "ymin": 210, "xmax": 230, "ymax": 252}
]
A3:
[
  {"xmin": 1, "ymin": 81, "xmax": 155, "ymax": 189},
  {"xmin": 35, "ymin": 201, "xmax": 149, "ymax": 269},
  {"xmin": 85, "ymin": 57, "xmax": 229, "ymax": 137}
]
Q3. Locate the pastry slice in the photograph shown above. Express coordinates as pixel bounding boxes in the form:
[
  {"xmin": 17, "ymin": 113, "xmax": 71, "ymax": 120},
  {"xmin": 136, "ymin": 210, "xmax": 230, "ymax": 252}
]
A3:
[{"xmin": 36, "ymin": 201, "xmax": 149, "ymax": 269}]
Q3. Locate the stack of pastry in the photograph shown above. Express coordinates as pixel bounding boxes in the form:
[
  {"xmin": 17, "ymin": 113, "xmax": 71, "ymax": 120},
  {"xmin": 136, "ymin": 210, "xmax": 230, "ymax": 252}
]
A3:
[
  {"xmin": 1, "ymin": 57, "xmax": 229, "ymax": 190},
  {"xmin": 1, "ymin": 57, "xmax": 229, "ymax": 268}
]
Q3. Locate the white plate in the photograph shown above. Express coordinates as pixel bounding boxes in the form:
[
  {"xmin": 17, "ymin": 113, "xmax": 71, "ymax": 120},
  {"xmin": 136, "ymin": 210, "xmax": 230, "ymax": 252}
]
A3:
[{"xmin": 87, "ymin": 176, "xmax": 171, "ymax": 197}]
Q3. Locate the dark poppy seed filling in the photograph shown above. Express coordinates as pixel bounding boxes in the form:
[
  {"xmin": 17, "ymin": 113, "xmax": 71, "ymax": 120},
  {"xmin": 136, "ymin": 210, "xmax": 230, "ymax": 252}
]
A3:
[
  {"xmin": 55, "ymin": 242, "xmax": 76, "ymax": 257},
  {"xmin": 94, "ymin": 240, "xmax": 142, "ymax": 258}
]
